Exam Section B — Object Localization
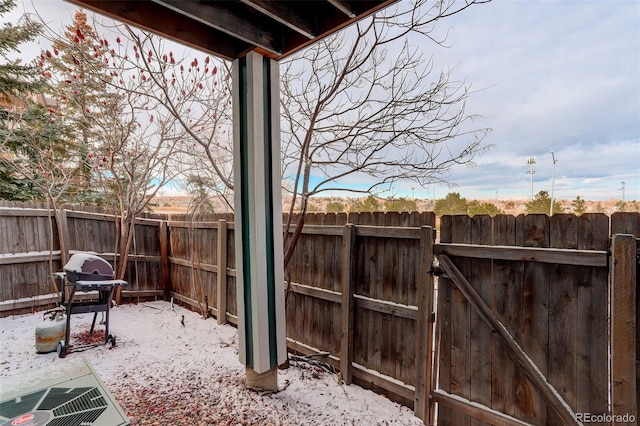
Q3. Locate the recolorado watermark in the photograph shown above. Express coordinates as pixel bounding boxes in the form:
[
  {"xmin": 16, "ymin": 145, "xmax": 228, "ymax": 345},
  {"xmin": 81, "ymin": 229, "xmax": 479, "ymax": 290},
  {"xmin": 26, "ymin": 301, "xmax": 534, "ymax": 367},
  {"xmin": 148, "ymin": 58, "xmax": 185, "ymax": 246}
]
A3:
[{"xmin": 576, "ymin": 412, "xmax": 636, "ymax": 423}]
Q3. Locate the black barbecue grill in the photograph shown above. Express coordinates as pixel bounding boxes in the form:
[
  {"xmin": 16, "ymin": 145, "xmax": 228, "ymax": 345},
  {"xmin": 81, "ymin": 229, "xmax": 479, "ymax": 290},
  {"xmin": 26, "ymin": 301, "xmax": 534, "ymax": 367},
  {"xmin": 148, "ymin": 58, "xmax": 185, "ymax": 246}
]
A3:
[{"xmin": 53, "ymin": 253, "xmax": 127, "ymax": 358}]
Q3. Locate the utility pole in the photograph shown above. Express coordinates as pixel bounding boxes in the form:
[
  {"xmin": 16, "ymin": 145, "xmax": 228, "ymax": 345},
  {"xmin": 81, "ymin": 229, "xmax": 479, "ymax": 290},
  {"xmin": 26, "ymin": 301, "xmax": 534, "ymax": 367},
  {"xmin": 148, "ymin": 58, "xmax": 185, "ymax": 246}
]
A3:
[
  {"xmin": 622, "ymin": 181, "xmax": 626, "ymax": 202},
  {"xmin": 550, "ymin": 151, "xmax": 557, "ymax": 216},
  {"xmin": 526, "ymin": 156, "xmax": 536, "ymax": 200}
]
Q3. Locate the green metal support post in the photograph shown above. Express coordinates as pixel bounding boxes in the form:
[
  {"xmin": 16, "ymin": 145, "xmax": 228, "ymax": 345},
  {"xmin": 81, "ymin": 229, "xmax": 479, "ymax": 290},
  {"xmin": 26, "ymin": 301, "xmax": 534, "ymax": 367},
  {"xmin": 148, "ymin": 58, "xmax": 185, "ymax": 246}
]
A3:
[{"xmin": 232, "ymin": 51, "xmax": 287, "ymax": 390}]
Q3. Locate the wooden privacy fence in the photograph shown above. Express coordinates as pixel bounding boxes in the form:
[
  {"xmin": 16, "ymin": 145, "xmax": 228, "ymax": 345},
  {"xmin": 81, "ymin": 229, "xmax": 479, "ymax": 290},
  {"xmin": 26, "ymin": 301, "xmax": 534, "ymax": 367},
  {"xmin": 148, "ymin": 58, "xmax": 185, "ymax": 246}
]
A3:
[
  {"xmin": 0, "ymin": 204, "xmax": 166, "ymax": 314},
  {"xmin": 284, "ymin": 212, "xmax": 436, "ymax": 408},
  {"xmin": 433, "ymin": 213, "xmax": 638, "ymax": 426},
  {"xmin": 1, "ymin": 204, "xmax": 639, "ymax": 426}
]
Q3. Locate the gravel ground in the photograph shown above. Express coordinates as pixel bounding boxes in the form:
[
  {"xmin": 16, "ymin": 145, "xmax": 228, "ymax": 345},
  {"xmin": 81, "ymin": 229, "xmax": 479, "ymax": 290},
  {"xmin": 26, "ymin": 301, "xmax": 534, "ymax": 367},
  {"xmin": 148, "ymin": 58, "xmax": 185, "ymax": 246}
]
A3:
[{"xmin": 1, "ymin": 301, "xmax": 423, "ymax": 425}]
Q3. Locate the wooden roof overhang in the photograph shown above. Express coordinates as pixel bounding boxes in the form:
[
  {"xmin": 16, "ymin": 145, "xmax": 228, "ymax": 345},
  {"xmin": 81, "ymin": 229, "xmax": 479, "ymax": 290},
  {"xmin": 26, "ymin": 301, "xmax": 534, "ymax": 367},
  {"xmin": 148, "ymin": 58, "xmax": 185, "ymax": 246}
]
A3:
[{"xmin": 65, "ymin": 0, "xmax": 399, "ymax": 61}]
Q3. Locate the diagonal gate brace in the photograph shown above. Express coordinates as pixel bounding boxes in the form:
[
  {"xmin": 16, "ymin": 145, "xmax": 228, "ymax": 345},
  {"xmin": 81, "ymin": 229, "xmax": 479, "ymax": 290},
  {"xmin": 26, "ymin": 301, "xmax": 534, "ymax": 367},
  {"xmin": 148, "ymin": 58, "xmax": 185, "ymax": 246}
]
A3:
[{"xmin": 437, "ymin": 254, "xmax": 582, "ymax": 426}]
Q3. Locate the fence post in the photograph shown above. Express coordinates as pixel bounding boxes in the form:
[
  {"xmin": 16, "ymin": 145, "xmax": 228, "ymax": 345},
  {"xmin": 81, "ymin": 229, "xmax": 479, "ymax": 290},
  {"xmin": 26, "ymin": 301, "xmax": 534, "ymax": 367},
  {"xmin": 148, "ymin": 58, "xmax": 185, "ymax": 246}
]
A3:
[
  {"xmin": 340, "ymin": 223, "xmax": 356, "ymax": 384},
  {"xmin": 217, "ymin": 219, "xmax": 228, "ymax": 324},
  {"xmin": 415, "ymin": 226, "xmax": 435, "ymax": 423},
  {"xmin": 159, "ymin": 221, "xmax": 171, "ymax": 301},
  {"xmin": 58, "ymin": 209, "xmax": 70, "ymax": 266},
  {"xmin": 611, "ymin": 233, "xmax": 637, "ymax": 422}
]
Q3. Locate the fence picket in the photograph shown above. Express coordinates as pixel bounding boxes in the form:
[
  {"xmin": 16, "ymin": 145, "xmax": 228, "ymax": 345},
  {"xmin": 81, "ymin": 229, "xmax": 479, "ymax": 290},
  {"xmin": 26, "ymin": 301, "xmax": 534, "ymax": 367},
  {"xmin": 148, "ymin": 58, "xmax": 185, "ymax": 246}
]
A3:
[{"xmin": 611, "ymin": 233, "xmax": 637, "ymax": 421}]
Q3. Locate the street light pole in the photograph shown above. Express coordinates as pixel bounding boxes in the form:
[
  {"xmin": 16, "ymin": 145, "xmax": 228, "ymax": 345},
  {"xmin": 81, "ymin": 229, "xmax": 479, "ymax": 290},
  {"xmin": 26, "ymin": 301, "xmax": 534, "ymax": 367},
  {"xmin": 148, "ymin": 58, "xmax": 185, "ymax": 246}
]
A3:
[
  {"xmin": 550, "ymin": 151, "xmax": 557, "ymax": 216},
  {"xmin": 622, "ymin": 181, "xmax": 626, "ymax": 202},
  {"xmin": 526, "ymin": 157, "xmax": 536, "ymax": 200}
]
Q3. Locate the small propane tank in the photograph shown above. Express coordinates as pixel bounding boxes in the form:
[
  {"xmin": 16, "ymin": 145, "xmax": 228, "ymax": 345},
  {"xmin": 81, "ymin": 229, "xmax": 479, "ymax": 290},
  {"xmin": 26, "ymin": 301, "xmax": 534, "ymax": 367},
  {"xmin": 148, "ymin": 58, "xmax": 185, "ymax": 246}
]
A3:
[{"xmin": 35, "ymin": 310, "xmax": 66, "ymax": 354}]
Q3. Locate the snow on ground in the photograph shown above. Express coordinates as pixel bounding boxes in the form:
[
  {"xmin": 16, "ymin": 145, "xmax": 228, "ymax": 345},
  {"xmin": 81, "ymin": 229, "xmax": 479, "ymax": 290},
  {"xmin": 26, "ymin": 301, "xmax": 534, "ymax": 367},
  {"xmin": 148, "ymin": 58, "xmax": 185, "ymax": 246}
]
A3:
[{"xmin": 0, "ymin": 301, "xmax": 423, "ymax": 425}]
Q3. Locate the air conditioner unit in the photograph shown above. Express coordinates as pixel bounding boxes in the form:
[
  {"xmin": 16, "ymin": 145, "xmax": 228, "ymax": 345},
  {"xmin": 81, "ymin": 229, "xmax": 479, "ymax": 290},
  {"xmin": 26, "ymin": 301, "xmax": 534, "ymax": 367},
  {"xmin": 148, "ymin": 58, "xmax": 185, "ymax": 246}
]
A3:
[{"xmin": 0, "ymin": 357, "xmax": 129, "ymax": 425}]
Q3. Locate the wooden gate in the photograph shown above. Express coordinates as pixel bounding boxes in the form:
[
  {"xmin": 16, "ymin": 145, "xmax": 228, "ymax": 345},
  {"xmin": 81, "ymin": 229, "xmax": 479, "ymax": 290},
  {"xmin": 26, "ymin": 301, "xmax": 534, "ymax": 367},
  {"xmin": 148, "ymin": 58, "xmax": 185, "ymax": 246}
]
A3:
[{"xmin": 430, "ymin": 214, "xmax": 636, "ymax": 426}]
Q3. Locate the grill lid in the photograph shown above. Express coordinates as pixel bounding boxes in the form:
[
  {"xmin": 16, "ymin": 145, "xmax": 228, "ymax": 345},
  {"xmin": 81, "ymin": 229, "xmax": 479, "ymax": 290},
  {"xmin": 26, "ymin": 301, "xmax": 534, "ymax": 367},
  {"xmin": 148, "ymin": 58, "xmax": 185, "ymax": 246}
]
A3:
[{"xmin": 64, "ymin": 253, "xmax": 114, "ymax": 282}]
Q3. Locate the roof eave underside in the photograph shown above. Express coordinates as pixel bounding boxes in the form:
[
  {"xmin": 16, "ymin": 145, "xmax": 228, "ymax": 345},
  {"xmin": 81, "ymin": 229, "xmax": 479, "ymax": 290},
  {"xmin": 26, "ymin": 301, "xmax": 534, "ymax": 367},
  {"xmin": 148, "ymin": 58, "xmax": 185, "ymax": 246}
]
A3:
[{"xmin": 64, "ymin": 0, "xmax": 399, "ymax": 61}]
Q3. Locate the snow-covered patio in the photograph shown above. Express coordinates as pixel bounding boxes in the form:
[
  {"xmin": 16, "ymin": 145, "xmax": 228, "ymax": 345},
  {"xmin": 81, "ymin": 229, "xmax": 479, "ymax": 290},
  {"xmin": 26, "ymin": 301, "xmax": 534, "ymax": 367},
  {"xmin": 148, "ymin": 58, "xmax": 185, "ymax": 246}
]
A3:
[{"xmin": 0, "ymin": 301, "xmax": 423, "ymax": 425}]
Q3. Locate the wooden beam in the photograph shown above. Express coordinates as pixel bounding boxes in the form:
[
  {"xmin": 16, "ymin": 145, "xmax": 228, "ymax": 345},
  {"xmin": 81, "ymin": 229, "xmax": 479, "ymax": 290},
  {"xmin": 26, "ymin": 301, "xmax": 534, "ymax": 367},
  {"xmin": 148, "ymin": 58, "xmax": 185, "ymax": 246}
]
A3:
[
  {"xmin": 287, "ymin": 281, "xmax": 418, "ymax": 320},
  {"xmin": 169, "ymin": 257, "xmax": 218, "ymax": 273},
  {"xmin": 435, "ymin": 243, "xmax": 607, "ymax": 267},
  {"xmin": 353, "ymin": 294, "xmax": 417, "ymax": 320},
  {"xmin": 438, "ymin": 254, "xmax": 580, "ymax": 426},
  {"xmin": 327, "ymin": 0, "xmax": 356, "ymax": 17},
  {"xmin": 289, "ymin": 282, "xmax": 341, "ymax": 304},
  {"xmin": 239, "ymin": 0, "xmax": 315, "ymax": 38},
  {"xmin": 156, "ymin": 0, "xmax": 284, "ymax": 56},
  {"xmin": 0, "ymin": 293, "xmax": 60, "ymax": 312},
  {"xmin": 0, "ymin": 251, "xmax": 61, "ymax": 265},
  {"xmin": 67, "ymin": 0, "xmax": 250, "ymax": 61},
  {"xmin": 0, "ymin": 207, "xmax": 50, "ymax": 217},
  {"xmin": 121, "ymin": 290, "xmax": 164, "ymax": 298},
  {"xmin": 356, "ymin": 225, "xmax": 422, "ymax": 239},
  {"xmin": 286, "ymin": 337, "xmax": 415, "ymax": 402},
  {"xmin": 433, "ymin": 389, "xmax": 534, "ymax": 426}
]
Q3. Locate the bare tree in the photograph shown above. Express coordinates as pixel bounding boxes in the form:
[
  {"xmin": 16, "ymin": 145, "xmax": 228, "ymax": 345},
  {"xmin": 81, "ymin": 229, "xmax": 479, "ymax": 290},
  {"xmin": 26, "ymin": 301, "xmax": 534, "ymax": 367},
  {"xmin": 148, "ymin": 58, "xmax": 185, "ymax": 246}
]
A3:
[
  {"xmin": 116, "ymin": 25, "xmax": 234, "ymax": 211},
  {"xmin": 35, "ymin": 13, "xmax": 194, "ymax": 302},
  {"xmin": 280, "ymin": 0, "xmax": 492, "ymax": 269}
]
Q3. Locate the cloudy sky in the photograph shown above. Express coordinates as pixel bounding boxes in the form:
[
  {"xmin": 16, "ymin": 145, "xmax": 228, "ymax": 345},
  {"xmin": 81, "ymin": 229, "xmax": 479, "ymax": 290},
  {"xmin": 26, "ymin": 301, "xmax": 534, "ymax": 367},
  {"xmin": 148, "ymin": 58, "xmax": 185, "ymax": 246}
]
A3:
[
  {"xmin": 5, "ymin": 0, "xmax": 639, "ymax": 201},
  {"xmin": 420, "ymin": 0, "xmax": 639, "ymax": 201}
]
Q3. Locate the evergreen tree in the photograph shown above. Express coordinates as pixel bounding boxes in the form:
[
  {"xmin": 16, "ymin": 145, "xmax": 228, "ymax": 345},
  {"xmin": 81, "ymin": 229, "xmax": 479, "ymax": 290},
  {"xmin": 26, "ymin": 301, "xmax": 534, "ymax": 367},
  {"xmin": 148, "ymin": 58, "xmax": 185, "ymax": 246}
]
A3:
[
  {"xmin": 349, "ymin": 195, "xmax": 380, "ymax": 212},
  {"xmin": 384, "ymin": 197, "xmax": 417, "ymax": 212},
  {"xmin": 326, "ymin": 201, "xmax": 345, "ymax": 213},
  {"xmin": 0, "ymin": 0, "xmax": 46, "ymax": 200},
  {"xmin": 0, "ymin": 0, "xmax": 42, "ymax": 97},
  {"xmin": 615, "ymin": 200, "xmax": 627, "ymax": 212},
  {"xmin": 525, "ymin": 190, "xmax": 564, "ymax": 215},
  {"xmin": 468, "ymin": 200, "xmax": 502, "ymax": 216},
  {"xmin": 433, "ymin": 192, "xmax": 469, "ymax": 216},
  {"xmin": 571, "ymin": 195, "xmax": 587, "ymax": 215},
  {"xmin": 40, "ymin": 10, "xmax": 112, "ymax": 200}
]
